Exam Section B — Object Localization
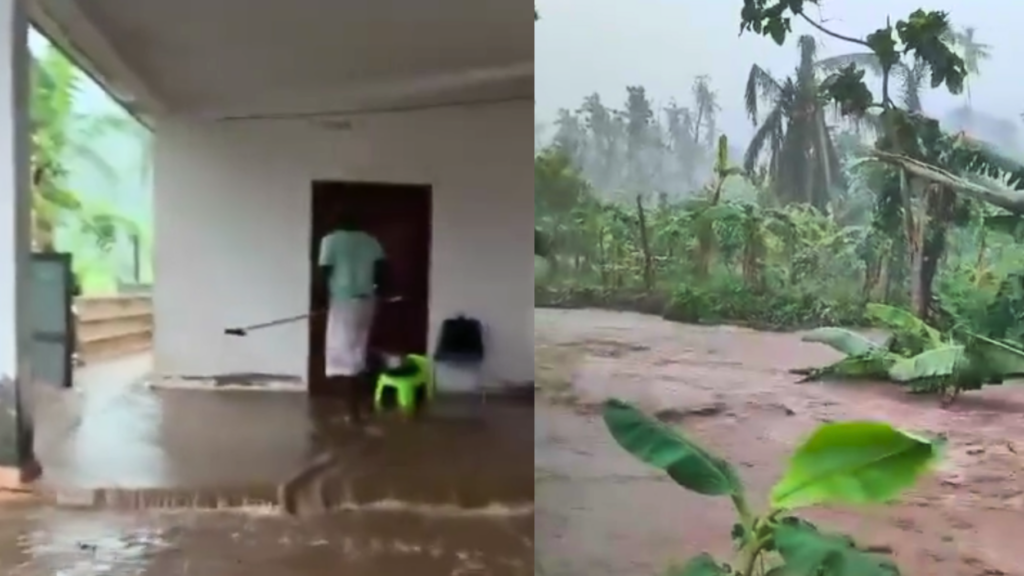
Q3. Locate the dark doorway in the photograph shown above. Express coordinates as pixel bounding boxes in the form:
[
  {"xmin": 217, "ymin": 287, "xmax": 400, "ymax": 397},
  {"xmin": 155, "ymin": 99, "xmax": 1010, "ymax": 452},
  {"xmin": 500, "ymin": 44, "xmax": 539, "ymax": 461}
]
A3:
[{"xmin": 307, "ymin": 181, "xmax": 432, "ymax": 396}]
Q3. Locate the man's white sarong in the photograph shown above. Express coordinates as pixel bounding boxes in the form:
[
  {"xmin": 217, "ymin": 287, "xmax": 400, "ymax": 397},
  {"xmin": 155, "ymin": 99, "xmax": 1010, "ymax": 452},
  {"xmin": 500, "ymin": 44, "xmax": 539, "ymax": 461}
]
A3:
[{"xmin": 324, "ymin": 298, "xmax": 375, "ymax": 377}]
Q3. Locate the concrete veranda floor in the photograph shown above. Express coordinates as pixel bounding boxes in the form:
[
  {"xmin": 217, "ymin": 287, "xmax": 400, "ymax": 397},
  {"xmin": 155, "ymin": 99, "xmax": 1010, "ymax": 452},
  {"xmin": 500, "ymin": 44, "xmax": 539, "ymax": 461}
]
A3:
[
  {"xmin": 35, "ymin": 353, "xmax": 312, "ymax": 499},
  {"xmin": 33, "ymin": 353, "xmax": 533, "ymax": 508}
]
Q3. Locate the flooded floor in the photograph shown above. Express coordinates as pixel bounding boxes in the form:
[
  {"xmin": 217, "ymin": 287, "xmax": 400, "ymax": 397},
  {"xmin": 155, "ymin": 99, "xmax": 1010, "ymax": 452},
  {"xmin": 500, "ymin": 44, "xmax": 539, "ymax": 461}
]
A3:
[
  {"xmin": 0, "ymin": 504, "xmax": 532, "ymax": 575},
  {"xmin": 8, "ymin": 354, "xmax": 533, "ymax": 574},
  {"xmin": 535, "ymin": 308, "xmax": 1024, "ymax": 576}
]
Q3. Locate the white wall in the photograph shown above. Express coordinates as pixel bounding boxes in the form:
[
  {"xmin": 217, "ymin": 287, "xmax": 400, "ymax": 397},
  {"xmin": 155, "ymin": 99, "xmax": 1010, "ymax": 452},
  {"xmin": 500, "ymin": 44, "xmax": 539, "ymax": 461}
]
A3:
[{"xmin": 152, "ymin": 101, "xmax": 534, "ymax": 386}]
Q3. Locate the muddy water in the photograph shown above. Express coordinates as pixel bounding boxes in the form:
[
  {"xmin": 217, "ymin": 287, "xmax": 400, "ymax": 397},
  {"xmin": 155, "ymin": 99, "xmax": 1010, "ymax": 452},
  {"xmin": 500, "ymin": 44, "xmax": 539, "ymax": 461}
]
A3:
[
  {"xmin": 11, "ymin": 382, "xmax": 534, "ymax": 574},
  {"xmin": 0, "ymin": 505, "xmax": 532, "ymax": 575},
  {"xmin": 535, "ymin": 308, "xmax": 1024, "ymax": 576}
]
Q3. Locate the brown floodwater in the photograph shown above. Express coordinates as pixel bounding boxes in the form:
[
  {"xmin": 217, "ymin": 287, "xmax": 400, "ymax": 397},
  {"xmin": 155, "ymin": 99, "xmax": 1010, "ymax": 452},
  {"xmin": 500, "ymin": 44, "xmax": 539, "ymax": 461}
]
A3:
[
  {"xmin": 11, "ymin": 358, "xmax": 534, "ymax": 575},
  {"xmin": 535, "ymin": 308, "xmax": 1024, "ymax": 576},
  {"xmin": 0, "ymin": 504, "xmax": 533, "ymax": 575},
  {"xmin": 32, "ymin": 305, "xmax": 1024, "ymax": 575}
]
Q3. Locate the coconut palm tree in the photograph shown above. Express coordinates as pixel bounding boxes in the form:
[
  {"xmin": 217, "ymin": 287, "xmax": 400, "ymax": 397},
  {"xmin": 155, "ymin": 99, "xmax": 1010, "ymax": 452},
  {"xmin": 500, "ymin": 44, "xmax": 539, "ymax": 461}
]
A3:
[
  {"xmin": 940, "ymin": 26, "xmax": 994, "ymax": 145},
  {"xmin": 943, "ymin": 25, "xmax": 991, "ymax": 104},
  {"xmin": 691, "ymin": 75, "xmax": 720, "ymax": 149},
  {"xmin": 743, "ymin": 35, "xmax": 845, "ymax": 211}
]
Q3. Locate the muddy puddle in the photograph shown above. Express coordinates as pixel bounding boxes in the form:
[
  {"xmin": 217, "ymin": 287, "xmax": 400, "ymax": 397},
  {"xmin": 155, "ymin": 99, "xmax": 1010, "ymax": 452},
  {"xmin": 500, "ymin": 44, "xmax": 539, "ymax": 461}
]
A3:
[{"xmin": 535, "ymin": 308, "xmax": 1024, "ymax": 576}]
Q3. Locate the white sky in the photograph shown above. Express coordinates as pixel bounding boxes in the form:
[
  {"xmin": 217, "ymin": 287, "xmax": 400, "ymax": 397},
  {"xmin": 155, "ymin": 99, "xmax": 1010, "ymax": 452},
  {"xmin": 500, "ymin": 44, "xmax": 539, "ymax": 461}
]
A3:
[{"xmin": 535, "ymin": 0, "xmax": 1019, "ymax": 143}]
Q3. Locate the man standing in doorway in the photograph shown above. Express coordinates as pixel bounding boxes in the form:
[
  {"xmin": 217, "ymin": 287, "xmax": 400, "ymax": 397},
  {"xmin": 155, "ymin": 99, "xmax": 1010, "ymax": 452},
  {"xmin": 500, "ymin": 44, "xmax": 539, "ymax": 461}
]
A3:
[{"xmin": 317, "ymin": 208, "xmax": 393, "ymax": 425}]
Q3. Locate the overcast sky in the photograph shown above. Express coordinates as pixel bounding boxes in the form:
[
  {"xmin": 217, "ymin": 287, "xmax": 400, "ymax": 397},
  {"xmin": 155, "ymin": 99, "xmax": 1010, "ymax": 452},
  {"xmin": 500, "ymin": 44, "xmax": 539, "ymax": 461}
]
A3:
[{"xmin": 535, "ymin": 0, "xmax": 1019, "ymax": 144}]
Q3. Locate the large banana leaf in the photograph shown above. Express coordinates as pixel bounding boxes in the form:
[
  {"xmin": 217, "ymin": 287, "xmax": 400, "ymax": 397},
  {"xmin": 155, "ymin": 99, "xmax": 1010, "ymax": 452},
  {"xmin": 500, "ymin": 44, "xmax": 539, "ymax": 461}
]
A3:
[
  {"xmin": 802, "ymin": 327, "xmax": 881, "ymax": 356},
  {"xmin": 964, "ymin": 334, "xmax": 1024, "ymax": 379},
  {"xmin": 865, "ymin": 303, "xmax": 943, "ymax": 355},
  {"xmin": 794, "ymin": 353, "xmax": 899, "ymax": 383},
  {"xmin": 772, "ymin": 521, "xmax": 903, "ymax": 575},
  {"xmin": 771, "ymin": 421, "xmax": 944, "ymax": 510},
  {"xmin": 888, "ymin": 345, "xmax": 966, "ymax": 383},
  {"xmin": 601, "ymin": 399, "xmax": 743, "ymax": 496}
]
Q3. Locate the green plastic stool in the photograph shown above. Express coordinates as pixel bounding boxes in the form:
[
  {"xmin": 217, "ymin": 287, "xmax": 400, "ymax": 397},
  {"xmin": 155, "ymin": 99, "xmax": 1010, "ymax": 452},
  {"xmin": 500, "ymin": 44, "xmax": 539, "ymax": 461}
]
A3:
[
  {"xmin": 407, "ymin": 354, "xmax": 436, "ymax": 399},
  {"xmin": 374, "ymin": 354, "xmax": 433, "ymax": 415}
]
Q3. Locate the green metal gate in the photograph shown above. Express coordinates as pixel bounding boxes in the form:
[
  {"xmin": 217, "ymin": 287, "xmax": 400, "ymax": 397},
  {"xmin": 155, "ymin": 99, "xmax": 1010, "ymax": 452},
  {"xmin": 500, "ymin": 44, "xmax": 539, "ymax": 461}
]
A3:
[{"xmin": 29, "ymin": 252, "xmax": 73, "ymax": 390}]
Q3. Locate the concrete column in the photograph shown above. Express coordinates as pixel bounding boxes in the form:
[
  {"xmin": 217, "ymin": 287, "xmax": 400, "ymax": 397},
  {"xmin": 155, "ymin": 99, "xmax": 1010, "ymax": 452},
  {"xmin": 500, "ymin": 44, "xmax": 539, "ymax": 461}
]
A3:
[{"xmin": 0, "ymin": 0, "xmax": 36, "ymax": 480}]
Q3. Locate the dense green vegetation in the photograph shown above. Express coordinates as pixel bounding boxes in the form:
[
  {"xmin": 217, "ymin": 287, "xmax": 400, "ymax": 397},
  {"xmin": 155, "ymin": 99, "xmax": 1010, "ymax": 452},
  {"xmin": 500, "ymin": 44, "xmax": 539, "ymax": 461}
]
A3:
[
  {"xmin": 536, "ymin": 4, "xmax": 1024, "ymax": 342},
  {"xmin": 31, "ymin": 36, "xmax": 151, "ymax": 293},
  {"xmin": 539, "ymin": 4, "xmax": 1024, "ymax": 574},
  {"xmin": 536, "ymin": 1, "xmax": 1024, "ymax": 409}
]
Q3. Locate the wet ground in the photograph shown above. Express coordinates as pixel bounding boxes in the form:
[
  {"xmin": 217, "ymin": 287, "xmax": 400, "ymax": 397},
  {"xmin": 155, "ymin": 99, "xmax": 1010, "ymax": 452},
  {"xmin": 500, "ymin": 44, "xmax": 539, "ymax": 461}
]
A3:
[
  {"xmin": 2, "ymin": 354, "xmax": 533, "ymax": 574},
  {"xmin": 535, "ymin": 308, "xmax": 1024, "ymax": 576},
  {"xmin": 0, "ymin": 504, "xmax": 532, "ymax": 575}
]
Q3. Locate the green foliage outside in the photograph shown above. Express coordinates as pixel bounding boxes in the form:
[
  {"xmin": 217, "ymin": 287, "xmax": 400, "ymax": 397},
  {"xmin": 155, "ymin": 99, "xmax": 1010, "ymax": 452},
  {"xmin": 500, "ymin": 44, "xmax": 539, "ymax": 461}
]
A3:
[
  {"xmin": 602, "ymin": 399, "xmax": 944, "ymax": 575},
  {"xmin": 30, "ymin": 32, "xmax": 152, "ymax": 294},
  {"xmin": 536, "ymin": 5, "xmax": 1024, "ymax": 574},
  {"xmin": 537, "ymin": 4, "xmax": 1024, "ymax": 574},
  {"xmin": 535, "ymin": 2, "xmax": 1024, "ymax": 349},
  {"xmin": 796, "ymin": 302, "xmax": 1024, "ymax": 403}
]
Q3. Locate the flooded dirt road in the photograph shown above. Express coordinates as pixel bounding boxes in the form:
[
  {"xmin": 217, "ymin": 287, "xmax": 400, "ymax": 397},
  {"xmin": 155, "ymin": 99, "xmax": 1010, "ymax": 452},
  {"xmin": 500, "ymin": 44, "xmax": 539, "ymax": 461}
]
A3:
[{"xmin": 535, "ymin": 308, "xmax": 1024, "ymax": 576}]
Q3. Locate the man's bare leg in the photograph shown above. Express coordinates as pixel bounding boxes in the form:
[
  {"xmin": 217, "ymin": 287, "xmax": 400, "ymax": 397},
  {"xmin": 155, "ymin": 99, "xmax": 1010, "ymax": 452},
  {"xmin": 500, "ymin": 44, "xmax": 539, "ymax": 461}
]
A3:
[
  {"xmin": 334, "ymin": 375, "xmax": 360, "ymax": 425},
  {"xmin": 354, "ymin": 371, "xmax": 385, "ymax": 435}
]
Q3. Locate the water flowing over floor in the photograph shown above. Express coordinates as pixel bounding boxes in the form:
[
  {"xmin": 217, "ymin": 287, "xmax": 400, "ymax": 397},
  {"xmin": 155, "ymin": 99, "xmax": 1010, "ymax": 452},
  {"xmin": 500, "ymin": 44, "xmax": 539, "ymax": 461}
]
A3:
[
  {"xmin": 535, "ymin": 308, "xmax": 1024, "ymax": 576},
  {"xmin": 4, "ymin": 354, "xmax": 533, "ymax": 574},
  {"xmin": 0, "ymin": 505, "xmax": 532, "ymax": 575}
]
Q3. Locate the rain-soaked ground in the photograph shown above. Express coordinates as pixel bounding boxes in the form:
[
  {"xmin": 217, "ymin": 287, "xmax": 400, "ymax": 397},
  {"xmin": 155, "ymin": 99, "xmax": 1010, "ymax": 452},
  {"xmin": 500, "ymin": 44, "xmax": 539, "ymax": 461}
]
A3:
[
  {"xmin": 535, "ymin": 308, "xmax": 1024, "ymax": 576},
  {"xmin": 0, "ymin": 355, "xmax": 533, "ymax": 575}
]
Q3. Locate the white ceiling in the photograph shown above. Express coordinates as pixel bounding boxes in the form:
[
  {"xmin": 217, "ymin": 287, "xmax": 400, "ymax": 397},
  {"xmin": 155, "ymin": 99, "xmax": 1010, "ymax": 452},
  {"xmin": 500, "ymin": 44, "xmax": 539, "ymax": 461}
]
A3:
[{"xmin": 31, "ymin": 0, "xmax": 534, "ymax": 119}]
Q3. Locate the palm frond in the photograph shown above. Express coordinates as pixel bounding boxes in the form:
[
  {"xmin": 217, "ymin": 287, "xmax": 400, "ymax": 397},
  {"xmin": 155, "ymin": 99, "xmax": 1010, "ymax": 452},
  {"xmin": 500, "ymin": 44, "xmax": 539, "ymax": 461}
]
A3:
[
  {"xmin": 865, "ymin": 150, "xmax": 1024, "ymax": 213},
  {"xmin": 744, "ymin": 105, "xmax": 784, "ymax": 173},
  {"xmin": 796, "ymin": 35, "xmax": 819, "ymax": 82},
  {"xmin": 744, "ymin": 65, "xmax": 782, "ymax": 125},
  {"xmin": 815, "ymin": 52, "xmax": 889, "ymax": 75},
  {"xmin": 947, "ymin": 133, "xmax": 1024, "ymax": 189}
]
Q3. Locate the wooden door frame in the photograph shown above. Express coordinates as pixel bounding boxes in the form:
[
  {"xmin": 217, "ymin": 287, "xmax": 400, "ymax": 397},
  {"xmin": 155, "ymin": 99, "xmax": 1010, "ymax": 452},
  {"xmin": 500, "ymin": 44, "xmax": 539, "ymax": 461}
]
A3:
[{"xmin": 306, "ymin": 180, "xmax": 433, "ymax": 396}]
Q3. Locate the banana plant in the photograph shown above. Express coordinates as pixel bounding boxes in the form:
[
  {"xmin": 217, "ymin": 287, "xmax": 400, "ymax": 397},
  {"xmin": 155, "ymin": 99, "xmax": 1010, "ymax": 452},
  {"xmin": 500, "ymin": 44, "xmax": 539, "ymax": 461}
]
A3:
[
  {"xmin": 795, "ymin": 303, "xmax": 1024, "ymax": 402},
  {"xmin": 691, "ymin": 135, "xmax": 747, "ymax": 279},
  {"xmin": 602, "ymin": 399, "xmax": 944, "ymax": 575}
]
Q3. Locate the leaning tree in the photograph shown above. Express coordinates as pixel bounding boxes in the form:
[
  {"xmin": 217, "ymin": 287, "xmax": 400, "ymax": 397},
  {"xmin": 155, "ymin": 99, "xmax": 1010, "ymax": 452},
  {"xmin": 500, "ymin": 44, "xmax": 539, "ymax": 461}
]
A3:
[{"xmin": 741, "ymin": 0, "xmax": 1024, "ymax": 321}]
